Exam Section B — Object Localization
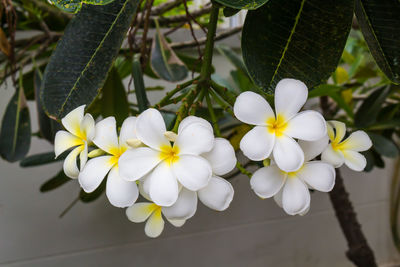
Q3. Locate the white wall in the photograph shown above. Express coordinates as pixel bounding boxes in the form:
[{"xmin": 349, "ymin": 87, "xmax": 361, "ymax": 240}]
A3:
[{"xmin": 0, "ymin": 49, "xmax": 399, "ymax": 267}]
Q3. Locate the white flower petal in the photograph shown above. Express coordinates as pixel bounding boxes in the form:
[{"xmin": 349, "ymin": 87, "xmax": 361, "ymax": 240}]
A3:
[
  {"xmin": 340, "ymin": 131, "xmax": 372, "ymax": 152},
  {"xmin": 233, "ymin": 91, "xmax": 275, "ymax": 125},
  {"xmin": 175, "ymin": 122, "xmax": 214, "ymax": 155},
  {"xmin": 61, "ymin": 105, "xmax": 85, "ymax": 137},
  {"xmin": 172, "ymin": 155, "xmax": 212, "ymax": 191},
  {"xmin": 126, "ymin": 203, "xmax": 158, "ymax": 223},
  {"xmin": 54, "ymin": 131, "xmax": 83, "ymax": 157},
  {"xmin": 285, "ymin": 111, "xmax": 327, "ymax": 141},
  {"xmin": 321, "ymin": 145, "xmax": 345, "ymax": 168},
  {"xmin": 273, "ymin": 188, "xmax": 283, "ymax": 208},
  {"xmin": 273, "ymin": 135, "xmax": 304, "ymax": 172},
  {"xmin": 198, "ymin": 176, "xmax": 234, "ymax": 211},
  {"xmin": 162, "ymin": 188, "xmax": 197, "ymax": 220},
  {"xmin": 139, "ymin": 174, "xmax": 152, "ymax": 201},
  {"xmin": 202, "ymin": 138, "xmax": 237, "ymax": 176},
  {"xmin": 93, "ymin": 117, "xmax": 119, "ymax": 154},
  {"xmin": 250, "ymin": 165, "xmax": 286, "ymax": 198},
  {"xmin": 167, "ymin": 218, "xmax": 186, "ymax": 227},
  {"xmin": 79, "ymin": 142, "xmax": 88, "ymax": 170},
  {"xmin": 118, "ymin": 147, "xmax": 162, "ymax": 181},
  {"xmin": 63, "ymin": 145, "xmax": 84, "ymax": 179},
  {"xmin": 299, "ymin": 204, "xmax": 310, "ymax": 216},
  {"xmin": 136, "ymin": 108, "xmax": 169, "ymax": 149},
  {"xmin": 343, "ymin": 150, "xmax": 367, "ymax": 171},
  {"xmin": 80, "ymin": 113, "xmax": 95, "ymax": 141},
  {"xmin": 282, "ymin": 177, "xmax": 310, "ymax": 215},
  {"xmin": 240, "ymin": 126, "xmax": 275, "ymax": 161},
  {"xmin": 149, "ymin": 162, "xmax": 179, "ymax": 206},
  {"xmin": 119, "ymin": 117, "xmax": 137, "ymax": 148},
  {"xmin": 106, "ymin": 167, "xmax": 139, "ymax": 208},
  {"xmin": 145, "ymin": 208, "xmax": 165, "ymax": 238},
  {"xmin": 296, "ymin": 161, "xmax": 335, "ymax": 192},
  {"xmin": 298, "ymin": 135, "xmax": 329, "ymax": 162},
  {"xmin": 78, "ymin": 156, "xmax": 114, "ymax": 193},
  {"xmin": 274, "ymin": 79, "xmax": 308, "ymax": 120},
  {"xmin": 178, "ymin": 116, "xmax": 213, "ymax": 134},
  {"xmin": 328, "ymin": 120, "xmax": 346, "ymax": 143}
]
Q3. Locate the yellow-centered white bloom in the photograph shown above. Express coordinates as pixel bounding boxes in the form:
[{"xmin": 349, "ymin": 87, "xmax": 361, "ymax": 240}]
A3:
[
  {"xmin": 234, "ymin": 79, "xmax": 327, "ymax": 172},
  {"xmin": 251, "ymin": 135, "xmax": 335, "ymax": 215},
  {"xmin": 78, "ymin": 116, "xmax": 139, "ymax": 208},
  {"xmin": 126, "ymin": 188, "xmax": 196, "ymax": 238},
  {"xmin": 54, "ymin": 105, "xmax": 95, "ymax": 179},
  {"xmin": 321, "ymin": 120, "xmax": 372, "ymax": 171},
  {"xmin": 119, "ymin": 109, "xmax": 214, "ymax": 207}
]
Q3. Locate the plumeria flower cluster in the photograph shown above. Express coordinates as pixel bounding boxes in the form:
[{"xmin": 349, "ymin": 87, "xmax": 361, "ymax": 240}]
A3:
[
  {"xmin": 234, "ymin": 78, "xmax": 372, "ymax": 215},
  {"xmin": 54, "ymin": 107, "xmax": 236, "ymax": 238}
]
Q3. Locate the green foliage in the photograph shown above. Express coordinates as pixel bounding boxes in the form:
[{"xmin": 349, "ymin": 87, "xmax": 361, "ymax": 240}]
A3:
[
  {"xmin": 355, "ymin": 0, "xmax": 400, "ymax": 84},
  {"xmin": 132, "ymin": 55, "xmax": 150, "ymax": 112},
  {"xmin": 20, "ymin": 151, "xmax": 64, "ymax": 167},
  {"xmin": 49, "ymin": 0, "xmax": 116, "ymax": 13},
  {"xmin": 242, "ymin": 0, "xmax": 354, "ymax": 91},
  {"xmin": 41, "ymin": 0, "xmax": 140, "ymax": 120},
  {"xmin": 215, "ymin": 0, "xmax": 269, "ymax": 10},
  {"xmin": 40, "ymin": 170, "xmax": 71, "ymax": 192}
]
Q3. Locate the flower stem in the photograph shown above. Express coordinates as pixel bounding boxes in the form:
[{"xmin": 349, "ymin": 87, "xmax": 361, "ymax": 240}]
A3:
[
  {"xmin": 205, "ymin": 92, "xmax": 221, "ymax": 136},
  {"xmin": 155, "ymin": 77, "xmax": 199, "ymax": 108}
]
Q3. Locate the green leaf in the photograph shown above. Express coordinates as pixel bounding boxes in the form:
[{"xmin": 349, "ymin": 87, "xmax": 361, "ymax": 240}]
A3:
[
  {"xmin": 368, "ymin": 132, "xmax": 399, "ymax": 158},
  {"xmin": 176, "ymin": 53, "xmax": 215, "ymax": 74},
  {"xmin": 50, "ymin": 0, "xmax": 117, "ymax": 13},
  {"xmin": 150, "ymin": 22, "xmax": 188, "ymax": 82},
  {"xmin": 354, "ymin": 0, "xmax": 400, "ymax": 84},
  {"xmin": 132, "ymin": 55, "xmax": 150, "ymax": 112},
  {"xmin": 355, "ymin": 86, "xmax": 391, "ymax": 127},
  {"xmin": 223, "ymin": 7, "xmax": 240, "ymax": 17},
  {"xmin": 20, "ymin": 151, "xmax": 66, "ymax": 167},
  {"xmin": 242, "ymin": 0, "xmax": 354, "ymax": 91},
  {"xmin": 100, "ymin": 67, "xmax": 129, "ymax": 126},
  {"xmin": 215, "ymin": 0, "xmax": 269, "ymax": 10},
  {"xmin": 308, "ymin": 84, "xmax": 343, "ymax": 98},
  {"xmin": 0, "ymin": 86, "xmax": 31, "ymax": 162},
  {"xmin": 40, "ymin": 170, "xmax": 71, "ymax": 192},
  {"xmin": 41, "ymin": 0, "xmax": 140, "ymax": 120}
]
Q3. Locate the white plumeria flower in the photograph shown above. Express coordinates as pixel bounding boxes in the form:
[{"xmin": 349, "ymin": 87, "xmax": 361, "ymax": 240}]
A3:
[
  {"xmin": 233, "ymin": 78, "xmax": 327, "ymax": 172},
  {"xmin": 321, "ymin": 121, "xmax": 372, "ymax": 171},
  {"xmin": 78, "ymin": 116, "xmax": 139, "ymax": 208},
  {"xmin": 126, "ymin": 188, "xmax": 197, "ymax": 238},
  {"xmin": 250, "ymin": 135, "xmax": 335, "ymax": 215},
  {"xmin": 139, "ymin": 135, "xmax": 237, "ymax": 212},
  {"xmin": 119, "ymin": 109, "xmax": 214, "ymax": 207},
  {"xmin": 54, "ymin": 105, "xmax": 95, "ymax": 179}
]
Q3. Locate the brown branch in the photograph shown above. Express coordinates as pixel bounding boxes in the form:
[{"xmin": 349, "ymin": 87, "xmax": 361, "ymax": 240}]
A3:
[
  {"xmin": 140, "ymin": 0, "xmax": 155, "ymax": 68},
  {"xmin": 150, "ymin": 0, "xmax": 183, "ymax": 15}
]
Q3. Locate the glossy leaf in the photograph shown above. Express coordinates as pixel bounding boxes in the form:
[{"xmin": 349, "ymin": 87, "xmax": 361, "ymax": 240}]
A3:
[
  {"xmin": 50, "ymin": 0, "xmax": 116, "ymax": 13},
  {"xmin": 223, "ymin": 7, "xmax": 240, "ymax": 17},
  {"xmin": 132, "ymin": 55, "xmax": 150, "ymax": 112},
  {"xmin": 40, "ymin": 170, "xmax": 71, "ymax": 192},
  {"xmin": 101, "ymin": 67, "xmax": 129, "ymax": 126},
  {"xmin": 368, "ymin": 132, "xmax": 399, "ymax": 158},
  {"xmin": 242, "ymin": 0, "xmax": 354, "ymax": 91},
  {"xmin": 355, "ymin": 0, "xmax": 400, "ymax": 84},
  {"xmin": 151, "ymin": 23, "xmax": 188, "ymax": 82},
  {"xmin": 215, "ymin": 0, "xmax": 269, "ymax": 10},
  {"xmin": 41, "ymin": 0, "xmax": 140, "ymax": 120},
  {"xmin": 20, "ymin": 151, "xmax": 65, "ymax": 167},
  {"xmin": 0, "ymin": 86, "xmax": 31, "ymax": 162}
]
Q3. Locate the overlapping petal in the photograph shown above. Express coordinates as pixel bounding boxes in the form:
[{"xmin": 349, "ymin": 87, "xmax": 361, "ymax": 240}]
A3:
[
  {"xmin": 106, "ymin": 167, "xmax": 139, "ymax": 208},
  {"xmin": 298, "ymin": 135, "xmax": 329, "ymax": 162},
  {"xmin": 119, "ymin": 117, "xmax": 138, "ymax": 148},
  {"xmin": 61, "ymin": 105, "xmax": 85, "ymax": 137},
  {"xmin": 149, "ymin": 162, "xmax": 179, "ymax": 206},
  {"xmin": 175, "ymin": 122, "xmax": 214, "ymax": 155},
  {"xmin": 274, "ymin": 79, "xmax": 308, "ymax": 120},
  {"xmin": 54, "ymin": 131, "xmax": 83, "ymax": 157},
  {"xmin": 63, "ymin": 145, "xmax": 84, "ymax": 179},
  {"xmin": 296, "ymin": 162, "xmax": 335, "ymax": 192},
  {"xmin": 343, "ymin": 150, "xmax": 367, "ymax": 171},
  {"xmin": 234, "ymin": 91, "xmax": 274, "ymax": 125},
  {"xmin": 172, "ymin": 155, "xmax": 211, "ymax": 191},
  {"xmin": 136, "ymin": 108, "xmax": 169, "ymax": 149},
  {"xmin": 250, "ymin": 165, "xmax": 286, "ymax": 198},
  {"xmin": 144, "ymin": 208, "xmax": 164, "ymax": 238},
  {"xmin": 178, "ymin": 116, "xmax": 213, "ymax": 134},
  {"xmin": 79, "ymin": 142, "xmax": 88, "ymax": 170},
  {"xmin": 80, "ymin": 113, "xmax": 95, "ymax": 141},
  {"xmin": 78, "ymin": 155, "xmax": 114, "ymax": 193},
  {"xmin": 198, "ymin": 176, "xmax": 234, "ymax": 211},
  {"xmin": 93, "ymin": 117, "xmax": 119, "ymax": 154},
  {"xmin": 162, "ymin": 188, "xmax": 197, "ymax": 220},
  {"xmin": 126, "ymin": 203, "xmax": 157, "ymax": 223},
  {"xmin": 285, "ymin": 111, "xmax": 326, "ymax": 141},
  {"xmin": 119, "ymin": 147, "xmax": 162, "ymax": 181},
  {"xmin": 273, "ymin": 135, "xmax": 304, "ymax": 172},
  {"xmin": 327, "ymin": 120, "xmax": 346, "ymax": 143},
  {"xmin": 201, "ymin": 138, "xmax": 236, "ymax": 176},
  {"xmin": 240, "ymin": 126, "xmax": 275, "ymax": 161},
  {"xmin": 321, "ymin": 145, "xmax": 345, "ymax": 167},
  {"xmin": 340, "ymin": 131, "xmax": 372, "ymax": 152},
  {"xmin": 282, "ymin": 177, "xmax": 310, "ymax": 215}
]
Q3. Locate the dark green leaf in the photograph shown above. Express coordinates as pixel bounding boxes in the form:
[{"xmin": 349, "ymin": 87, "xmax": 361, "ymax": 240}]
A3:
[
  {"xmin": 223, "ymin": 7, "xmax": 240, "ymax": 17},
  {"xmin": 363, "ymin": 150, "xmax": 374, "ymax": 172},
  {"xmin": 79, "ymin": 178, "xmax": 106, "ymax": 202},
  {"xmin": 40, "ymin": 170, "xmax": 71, "ymax": 192},
  {"xmin": 132, "ymin": 55, "xmax": 149, "ymax": 112},
  {"xmin": 215, "ymin": 0, "xmax": 269, "ymax": 9},
  {"xmin": 176, "ymin": 52, "xmax": 214, "ymax": 74},
  {"xmin": 161, "ymin": 111, "xmax": 176, "ymax": 131},
  {"xmin": 0, "ymin": 87, "xmax": 31, "ymax": 162},
  {"xmin": 50, "ymin": 0, "xmax": 117, "ymax": 13},
  {"xmin": 101, "ymin": 67, "xmax": 129, "ymax": 126},
  {"xmin": 308, "ymin": 84, "xmax": 343, "ymax": 98},
  {"xmin": 355, "ymin": 86, "xmax": 391, "ymax": 127},
  {"xmin": 150, "ymin": 23, "xmax": 188, "ymax": 82},
  {"xmin": 372, "ymin": 149, "xmax": 385, "ymax": 168},
  {"xmin": 20, "ymin": 151, "xmax": 66, "ymax": 167},
  {"xmin": 242, "ymin": 0, "xmax": 354, "ymax": 91},
  {"xmin": 368, "ymin": 132, "xmax": 399, "ymax": 158},
  {"xmin": 355, "ymin": 0, "xmax": 400, "ymax": 84},
  {"xmin": 41, "ymin": 0, "xmax": 140, "ymax": 120}
]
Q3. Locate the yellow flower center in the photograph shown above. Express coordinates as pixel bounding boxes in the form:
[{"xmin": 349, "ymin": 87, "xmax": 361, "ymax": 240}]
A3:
[
  {"xmin": 108, "ymin": 146, "xmax": 127, "ymax": 167},
  {"xmin": 159, "ymin": 145, "xmax": 180, "ymax": 166},
  {"xmin": 266, "ymin": 114, "xmax": 287, "ymax": 137},
  {"xmin": 331, "ymin": 140, "xmax": 344, "ymax": 151}
]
